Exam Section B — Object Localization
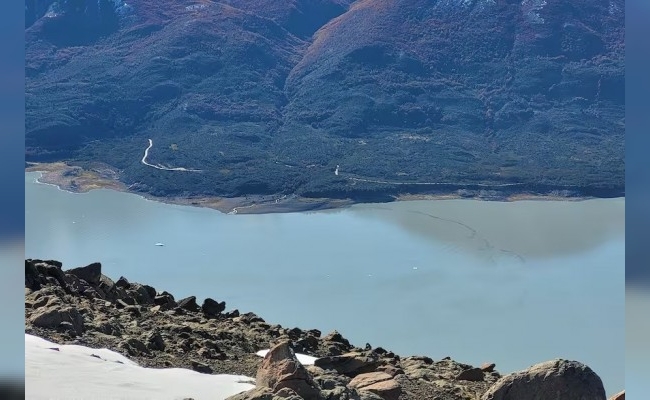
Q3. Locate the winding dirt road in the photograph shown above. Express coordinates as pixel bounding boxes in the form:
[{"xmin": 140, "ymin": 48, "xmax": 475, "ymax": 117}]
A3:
[{"xmin": 141, "ymin": 139, "xmax": 202, "ymax": 172}]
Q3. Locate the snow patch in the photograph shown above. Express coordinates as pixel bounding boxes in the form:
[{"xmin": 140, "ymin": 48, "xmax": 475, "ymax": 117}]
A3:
[
  {"xmin": 26, "ymin": 334, "xmax": 255, "ymax": 400},
  {"xmin": 256, "ymin": 349, "xmax": 318, "ymax": 366}
]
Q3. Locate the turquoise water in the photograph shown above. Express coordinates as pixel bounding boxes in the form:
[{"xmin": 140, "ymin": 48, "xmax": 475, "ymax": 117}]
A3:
[{"xmin": 25, "ymin": 172, "xmax": 624, "ymax": 394}]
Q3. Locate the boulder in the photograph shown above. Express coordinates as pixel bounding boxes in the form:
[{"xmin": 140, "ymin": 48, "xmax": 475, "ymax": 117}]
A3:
[
  {"xmin": 481, "ymin": 359, "xmax": 606, "ymax": 400},
  {"xmin": 323, "ymin": 330, "xmax": 350, "ymax": 346},
  {"xmin": 455, "ymin": 367, "xmax": 484, "ymax": 382},
  {"xmin": 314, "ymin": 352, "xmax": 381, "ymax": 376},
  {"xmin": 29, "ymin": 306, "xmax": 84, "ymax": 336},
  {"xmin": 115, "ymin": 276, "xmax": 130, "ymax": 288},
  {"xmin": 481, "ymin": 363, "xmax": 496, "ymax": 373},
  {"xmin": 177, "ymin": 296, "xmax": 200, "ymax": 312},
  {"xmin": 154, "ymin": 292, "xmax": 176, "ymax": 310},
  {"xmin": 147, "ymin": 331, "xmax": 165, "ymax": 351},
  {"xmin": 234, "ymin": 312, "xmax": 265, "ymax": 324},
  {"xmin": 255, "ymin": 341, "xmax": 321, "ymax": 399},
  {"xmin": 120, "ymin": 338, "xmax": 149, "ymax": 356},
  {"xmin": 348, "ymin": 372, "xmax": 402, "ymax": 400},
  {"xmin": 66, "ymin": 262, "xmax": 102, "ymax": 285},
  {"xmin": 202, "ymin": 298, "xmax": 226, "ymax": 317},
  {"xmin": 190, "ymin": 360, "xmax": 213, "ymax": 374},
  {"xmin": 225, "ymin": 387, "xmax": 274, "ymax": 400},
  {"xmin": 609, "ymin": 390, "xmax": 624, "ymax": 400}
]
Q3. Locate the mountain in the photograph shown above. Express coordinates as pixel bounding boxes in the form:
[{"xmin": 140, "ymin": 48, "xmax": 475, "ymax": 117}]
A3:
[{"xmin": 25, "ymin": 0, "xmax": 625, "ymax": 200}]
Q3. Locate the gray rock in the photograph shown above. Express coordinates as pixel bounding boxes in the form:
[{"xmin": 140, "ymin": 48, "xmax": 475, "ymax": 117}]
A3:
[
  {"xmin": 178, "ymin": 296, "xmax": 200, "ymax": 312},
  {"xmin": 67, "ymin": 262, "xmax": 102, "ymax": 285},
  {"xmin": 225, "ymin": 387, "xmax": 275, "ymax": 400},
  {"xmin": 121, "ymin": 338, "xmax": 149, "ymax": 356},
  {"xmin": 190, "ymin": 360, "xmax": 213, "ymax": 374},
  {"xmin": 154, "ymin": 292, "xmax": 176, "ymax": 310},
  {"xmin": 481, "ymin": 359, "xmax": 606, "ymax": 400},
  {"xmin": 30, "ymin": 306, "xmax": 84, "ymax": 336},
  {"xmin": 115, "ymin": 276, "xmax": 130, "ymax": 288},
  {"xmin": 147, "ymin": 331, "xmax": 165, "ymax": 351}
]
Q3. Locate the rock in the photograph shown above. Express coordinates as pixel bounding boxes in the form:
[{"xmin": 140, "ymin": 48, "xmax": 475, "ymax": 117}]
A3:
[
  {"xmin": 154, "ymin": 292, "xmax": 176, "ymax": 310},
  {"xmin": 177, "ymin": 296, "xmax": 200, "ymax": 312},
  {"xmin": 255, "ymin": 340, "xmax": 321, "ymax": 399},
  {"xmin": 296, "ymin": 335, "xmax": 319, "ymax": 351},
  {"xmin": 481, "ymin": 363, "xmax": 496, "ymax": 373},
  {"xmin": 96, "ymin": 320, "xmax": 122, "ymax": 336},
  {"xmin": 35, "ymin": 261, "xmax": 69, "ymax": 289},
  {"xmin": 323, "ymin": 330, "xmax": 350, "ymax": 346},
  {"xmin": 234, "ymin": 312, "xmax": 265, "ymax": 324},
  {"xmin": 225, "ymin": 387, "xmax": 274, "ymax": 400},
  {"xmin": 375, "ymin": 365, "xmax": 404, "ymax": 377},
  {"xmin": 66, "ymin": 262, "xmax": 102, "ymax": 285},
  {"xmin": 456, "ymin": 367, "xmax": 484, "ymax": 382},
  {"xmin": 190, "ymin": 360, "xmax": 213, "ymax": 374},
  {"xmin": 97, "ymin": 275, "xmax": 118, "ymax": 301},
  {"xmin": 357, "ymin": 391, "xmax": 385, "ymax": 400},
  {"xmin": 115, "ymin": 276, "xmax": 130, "ymax": 288},
  {"xmin": 147, "ymin": 331, "xmax": 165, "ymax": 351},
  {"xmin": 315, "ymin": 352, "xmax": 381, "ymax": 376},
  {"xmin": 405, "ymin": 355, "xmax": 433, "ymax": 365},
  {"xmin": 274, "ymin": 387, "xmax": 303, "ymax": 399},
  {"xmin": 481, "ymin": 359, "xmax": 606, "ymax": 400},
  {"xmin": 202, "ymin": 298, "xmax": 226, "ymax": 317},
  {"xmin": 348, "ymin": 372, "xmax": 401, "ymax": 400},
  {"xmin": 30, "ymin": 306, "xmax": 84, "ymax": 336},
  {"xmin": 120, "ymin": 338, "xmax": 149, "ymax": 356},
  {"xmin": 25, "ymin": 260, "xmax": 42, "ymax": 290},
  {"xmin": 609, "ymin": 390, "xmax": 625, "ymax": 400}
]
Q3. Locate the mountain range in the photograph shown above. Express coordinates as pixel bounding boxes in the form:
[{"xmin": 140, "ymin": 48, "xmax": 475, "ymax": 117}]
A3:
[{"xmin": 25, "ymin": 0, "xmax": 625, "ymax": 200}]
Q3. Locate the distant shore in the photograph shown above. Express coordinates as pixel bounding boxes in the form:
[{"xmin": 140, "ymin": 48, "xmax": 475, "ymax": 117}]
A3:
[{"xmin": 26, "ymin": 162, "xmax": 611, "ymax": 215}]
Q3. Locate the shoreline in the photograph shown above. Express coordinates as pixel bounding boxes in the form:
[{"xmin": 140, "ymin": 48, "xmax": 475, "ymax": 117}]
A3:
[
  {"xmin": 26, "ymin": 162, "xmax": 617, "ymax": 215},
  {"xmin": 25, "ymin": 259, "xmax": 621, "ymax": 399}
]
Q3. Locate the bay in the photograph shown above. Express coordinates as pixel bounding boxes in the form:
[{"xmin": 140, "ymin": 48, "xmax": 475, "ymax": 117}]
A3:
[{"xmin": 25, "ymin": 172, "xmax": 624, "ymax": 395}]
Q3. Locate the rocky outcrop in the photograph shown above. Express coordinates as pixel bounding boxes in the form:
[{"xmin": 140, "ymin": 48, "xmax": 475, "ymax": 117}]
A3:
[
  {"xmin": 230, "ymin": 341, "xmax": 321, "ymax": 400},
  {"xmin": 481, "ymin": 359, "xmax": 607, "ymax": 400},
  {"xmin": 24, "ymin": 259, "xmax": 619, "ymax": 400},
  {"xmin": 348, "ymin": 372, "xmax": 401, "ymax": 400}
]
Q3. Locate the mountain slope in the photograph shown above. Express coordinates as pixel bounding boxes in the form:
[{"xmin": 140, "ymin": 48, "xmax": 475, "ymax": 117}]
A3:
[{"xmin": 25, "ymin": 0, "xmax": 624, "ymax": 200}]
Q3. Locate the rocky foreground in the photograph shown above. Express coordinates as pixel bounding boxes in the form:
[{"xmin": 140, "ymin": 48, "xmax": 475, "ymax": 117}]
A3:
[{"xmin": 25, "ymin": 259, "xmax": 622, "ymax": 400}]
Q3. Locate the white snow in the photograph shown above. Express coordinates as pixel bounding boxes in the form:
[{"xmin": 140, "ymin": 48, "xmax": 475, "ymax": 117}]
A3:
[
  {"xmin": 25, "ymin": 334, "xmax": 255, "ymax": 400},
  {"xmin": 255, "ymin": 349, "xmax": 317, "ymax": 366}
]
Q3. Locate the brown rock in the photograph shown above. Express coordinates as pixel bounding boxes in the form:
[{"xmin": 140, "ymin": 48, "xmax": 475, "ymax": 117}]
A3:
[
  {"xmin": 481, "ymin": 359, "xmax": 606, "ymax": 400},
  {"xmin": 375, "ymin": 365, "xmax": 404, "ymax": 377},
  {"xmin": 348, "ymin": 372, "xmax": 401, "ymax": 400},
  {"xmin": 456, "ymin": 367, "xmax": 484, "ymax": 382},
  {"xmin": 481, "ymin": 362, "xmax": 496, "ymax": 373},
  {"xmin": 609, "ymin": 390, "xmax": 625, "ymax": 400},
  {"xmin": 256, "ymin": 341, "xmax": 321, "ymax": 399},
  {"xmin": 314, "ymin": 352, "xmax": 380, "ymax": 376}
]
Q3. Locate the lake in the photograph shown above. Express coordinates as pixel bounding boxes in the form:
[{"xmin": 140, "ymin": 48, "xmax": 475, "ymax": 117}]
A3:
[{"xmin": 25, "ymin": 172, "xmax": 625, "ymax": 395}]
